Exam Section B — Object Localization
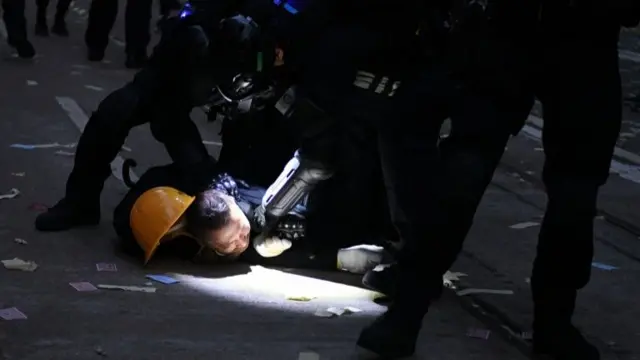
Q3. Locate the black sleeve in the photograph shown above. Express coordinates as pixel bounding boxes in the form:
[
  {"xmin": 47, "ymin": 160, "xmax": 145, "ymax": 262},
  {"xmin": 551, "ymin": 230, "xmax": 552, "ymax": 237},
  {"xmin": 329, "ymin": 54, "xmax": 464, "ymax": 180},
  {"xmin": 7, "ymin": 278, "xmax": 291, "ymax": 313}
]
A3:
[
  {"xmin": 238, "ymin": 245, "xmax": 337, "ymax": 271},
  {"xmin": 113, "ymin": 164, "xmax": 185, "ymax": 251}
]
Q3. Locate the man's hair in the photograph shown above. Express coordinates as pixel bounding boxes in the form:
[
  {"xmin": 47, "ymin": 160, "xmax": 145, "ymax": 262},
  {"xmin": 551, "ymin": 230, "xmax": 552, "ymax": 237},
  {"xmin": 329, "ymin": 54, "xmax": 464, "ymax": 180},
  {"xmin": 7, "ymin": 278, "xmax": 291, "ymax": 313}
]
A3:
[{"xmin": 185, "ymin": 189, "xmax": 232, "ymax": 243}]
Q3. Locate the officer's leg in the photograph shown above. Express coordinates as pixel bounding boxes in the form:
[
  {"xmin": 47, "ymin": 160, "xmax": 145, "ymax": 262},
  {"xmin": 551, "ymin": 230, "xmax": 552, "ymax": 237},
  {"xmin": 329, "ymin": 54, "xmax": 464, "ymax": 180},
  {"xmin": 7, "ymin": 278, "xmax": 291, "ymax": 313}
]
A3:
[
  {"xmin": 531, "ymin": 27, "xmax": 621, "ymax": 360},
  {"xmin": 35, "ymin": 73, "xmax": 155, "ymax": 232},
  {"xmin": 2, "ymin": 0, "xmax": 35, "ymax": 58},
  {"xmin": 149, "ymin": 109, "xmax": 210, "ymax": 177},
  {"xmin": 124, "ymin": 0, "xmax": 152, "ymax": 68},
  {"xmin": 50, "ymin": 0, "xmax": 72, "ymax": 36},
  {"xmin": 85, "ymin": 0, "xmax": 118, "ymax": 61},
  {"xmin": 358, "ymin": 70, "xmax": 535, "ymax": 357},
  {"xmin": 35, "ymin": 0, "xmax": 50, "ymax": 36}
]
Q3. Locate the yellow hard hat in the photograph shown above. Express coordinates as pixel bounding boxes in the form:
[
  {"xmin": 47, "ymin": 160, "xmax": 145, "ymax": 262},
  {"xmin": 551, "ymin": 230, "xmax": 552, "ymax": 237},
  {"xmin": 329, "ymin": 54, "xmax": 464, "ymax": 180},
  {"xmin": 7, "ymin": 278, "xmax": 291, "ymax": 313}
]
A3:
[{"xmin": 130, "ymin": 186, "xmax": 195, "ymax": 264}]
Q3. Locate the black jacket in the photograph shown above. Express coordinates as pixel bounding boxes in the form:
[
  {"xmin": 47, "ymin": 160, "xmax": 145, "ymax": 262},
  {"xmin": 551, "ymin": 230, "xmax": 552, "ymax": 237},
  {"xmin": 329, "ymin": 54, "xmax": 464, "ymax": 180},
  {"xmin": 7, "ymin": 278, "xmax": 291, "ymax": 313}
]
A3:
[{"xmin": 113, "ymin": 162, "xmax": 338, "ymax": 270}]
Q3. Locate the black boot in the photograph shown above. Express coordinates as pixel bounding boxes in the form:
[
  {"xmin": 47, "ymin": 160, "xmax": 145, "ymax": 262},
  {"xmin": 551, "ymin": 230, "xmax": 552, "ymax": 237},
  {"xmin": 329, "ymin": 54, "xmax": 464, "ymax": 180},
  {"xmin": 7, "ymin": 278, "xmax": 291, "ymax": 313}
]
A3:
[
  {"xmin": 87, "ymin": 47, "xmax": 105, "ymax": 62},
  {"xmin": 13, "ymin": 40, "xmax": 36, "ymax": 59},
  {"xmin": 357, "ymin": 272, "xmax": 437, "ymax": 358},
  {"xmin": 35, "ymin": 12, "xmax": 49, "ymax": 36},
  {"xmin": 125, "ymin": 52, "xmax": 148, "ymax": 69},
  {"xmin": 357, "ymin": 306, "xmax": 423, "ymax": 358},
  {"xmin": 35, "ymin": 198, "xmax": 100, "ymax": 232},
  {"xmin": 363, "ymin": 264, "xmax": 444, "ymax": 301},
  {"xmin": 51, "ymin": 15, "xmax": 69, "ymax": 36},
  {"xmin": 532, "ymin": 288, "xmax": 600, "ymax": 360}
]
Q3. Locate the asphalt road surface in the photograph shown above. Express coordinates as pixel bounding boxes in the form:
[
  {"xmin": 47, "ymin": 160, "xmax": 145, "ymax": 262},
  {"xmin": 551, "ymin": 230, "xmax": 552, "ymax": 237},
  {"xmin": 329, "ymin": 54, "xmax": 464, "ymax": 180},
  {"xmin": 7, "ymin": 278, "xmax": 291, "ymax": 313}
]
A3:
[
  {"xmin": 0, "ymin": 1, "xmax": 528, "ymax": 360},
  {"xmin": 2, "ymin": 3, "xmax": 640, "ymax": 360}
]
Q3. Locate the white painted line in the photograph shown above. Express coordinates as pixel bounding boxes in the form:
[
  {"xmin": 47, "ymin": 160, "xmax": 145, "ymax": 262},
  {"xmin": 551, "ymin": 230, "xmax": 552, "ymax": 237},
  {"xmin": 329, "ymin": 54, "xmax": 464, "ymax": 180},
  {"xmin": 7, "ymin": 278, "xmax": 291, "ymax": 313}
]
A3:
[
  {"xmin": 109, "ymin": 36, "xmax": 125, "ymax": 47},
  {"xmin": 521, "ymin": 115, "xmax": 640, "ymax": 184},
  {"xmin": 202, "ymin": 140, "xmax": 222, "ymax": 147},
  {"xmin": 619, "ymin": 49, "xmax": 640, "ymax": 63},
  {"xmin": 55, "ymin": 96, "xmax": 139, "ymax": 183}
]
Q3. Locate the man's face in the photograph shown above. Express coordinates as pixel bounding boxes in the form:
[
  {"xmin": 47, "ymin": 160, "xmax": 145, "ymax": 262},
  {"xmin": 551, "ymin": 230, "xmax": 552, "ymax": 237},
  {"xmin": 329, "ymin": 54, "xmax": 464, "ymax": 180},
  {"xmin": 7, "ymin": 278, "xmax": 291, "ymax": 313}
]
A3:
[{"xmin": 207, "ymin": 195, "xmax": 251, "ymax": 257}]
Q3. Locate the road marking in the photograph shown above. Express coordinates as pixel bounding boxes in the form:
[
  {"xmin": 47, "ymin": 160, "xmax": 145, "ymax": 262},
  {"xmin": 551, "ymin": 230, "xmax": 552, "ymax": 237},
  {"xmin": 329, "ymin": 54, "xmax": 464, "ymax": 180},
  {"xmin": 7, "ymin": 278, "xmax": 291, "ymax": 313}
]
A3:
[
  {"xmin": 619, "ymin": 49, "xmax": 640, "ymax": 63},
  {"xmin": 109, "ymin": 36, "xmax": 125, "ymax": 47},
  {"xmin": 55, "ymin": 96, "xmax": 139, "ymax": 184},
  {"xmin": 522, "ymin": 115, "xmax": 640, "ymax": 184}
]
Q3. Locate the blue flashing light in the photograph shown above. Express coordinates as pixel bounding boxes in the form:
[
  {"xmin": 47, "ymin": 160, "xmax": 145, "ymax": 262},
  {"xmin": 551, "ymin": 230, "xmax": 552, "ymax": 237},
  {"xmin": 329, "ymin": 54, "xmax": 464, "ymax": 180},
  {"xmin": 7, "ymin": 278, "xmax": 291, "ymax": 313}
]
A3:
[
  {"xmin": 180, "ymin": 3, "xmax": 194, "ymax": 19},
  {"xmin": 273, "ymin": 0, "xmax": 298, "ymax": 15}
]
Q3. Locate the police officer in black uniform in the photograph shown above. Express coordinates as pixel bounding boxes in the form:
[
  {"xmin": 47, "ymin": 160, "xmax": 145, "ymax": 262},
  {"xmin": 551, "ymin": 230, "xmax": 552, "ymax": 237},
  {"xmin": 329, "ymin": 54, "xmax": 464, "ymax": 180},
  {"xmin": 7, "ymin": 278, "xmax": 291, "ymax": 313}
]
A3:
[
  {"xmin": 356, "ymin": 1, "xmax": 640, "ymax": 359},
  {"xmin": 85, "ymin": 0, "xmax": 181, "ymax": 68},
  {"xmin": 2, "ymin": 0, "xmax": 36, "ymax": 58},
  {"xmin": 36, "ymin": 3, "xmax": 234, "ymax": 231},
  {"xmin": 35, "ymin": 0, "xmax": 72, "ymax": 36}
]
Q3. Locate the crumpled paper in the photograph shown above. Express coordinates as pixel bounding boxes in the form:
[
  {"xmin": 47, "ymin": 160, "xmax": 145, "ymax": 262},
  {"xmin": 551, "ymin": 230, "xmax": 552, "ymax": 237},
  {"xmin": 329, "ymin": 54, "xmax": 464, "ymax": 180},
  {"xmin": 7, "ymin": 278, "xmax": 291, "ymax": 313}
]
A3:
[
  {"xmin": 2, "ymin": 258, "xmax": 38, "ymax": 272},
  {"xmin": 0, "ymin": 188, "xmax": 20, "ymax": 200},
  {"xmin": 443, "ymin": 271, "xmax": 467, "ymax": 288},
  {"xmin": 314, "ymin": 306, "xmax": 362, "ymax": 318}
]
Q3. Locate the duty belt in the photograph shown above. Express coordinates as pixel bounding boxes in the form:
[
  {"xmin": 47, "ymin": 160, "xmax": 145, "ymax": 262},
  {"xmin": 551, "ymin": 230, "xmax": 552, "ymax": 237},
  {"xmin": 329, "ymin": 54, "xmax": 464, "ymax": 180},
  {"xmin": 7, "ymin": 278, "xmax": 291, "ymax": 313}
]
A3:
[{"xmin": 352, "ymin": 71, "xmax": 401, "ymax": 97}]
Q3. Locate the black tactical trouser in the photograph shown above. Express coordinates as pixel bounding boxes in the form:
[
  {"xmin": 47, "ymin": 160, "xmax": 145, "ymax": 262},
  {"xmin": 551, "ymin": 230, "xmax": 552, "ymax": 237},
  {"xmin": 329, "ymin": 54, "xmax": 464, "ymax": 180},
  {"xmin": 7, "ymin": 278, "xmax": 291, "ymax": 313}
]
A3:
[
  {"xmin": 384, "ymin": 21, "xmax": 622, "ymax": 305},
  {"xmin": 2, "ymin": 0, "xmax": 28, "ymax": 45},
  {"xmin": 85, "ymin": 0, "xmax": 178, "ymax": 55},
  {"xmin": 35, "ymin": 0, "xmax": 71, "ymax": 18},
  {"xmin": 67, "ymin": 24, "xmax": 214, "ymax": 204},
  {"xmin": 269, "ymin": 25, "xmax": 419, "ymax": 253}
]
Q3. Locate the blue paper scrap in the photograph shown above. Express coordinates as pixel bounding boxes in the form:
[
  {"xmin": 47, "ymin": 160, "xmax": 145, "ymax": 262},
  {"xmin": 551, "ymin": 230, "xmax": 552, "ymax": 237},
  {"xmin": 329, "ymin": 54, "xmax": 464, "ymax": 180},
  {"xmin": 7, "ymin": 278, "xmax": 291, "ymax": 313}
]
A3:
[
  {"xmin": 10, "ymin": 144, "xmax": 36, "ymax": 150},
  {"xmin": 146, "ymin": 275, "xmax": 179, "ymax": 284},
  {"xmin": 591, "ymin": 262, "xmax": 618, "ymax": 271}
]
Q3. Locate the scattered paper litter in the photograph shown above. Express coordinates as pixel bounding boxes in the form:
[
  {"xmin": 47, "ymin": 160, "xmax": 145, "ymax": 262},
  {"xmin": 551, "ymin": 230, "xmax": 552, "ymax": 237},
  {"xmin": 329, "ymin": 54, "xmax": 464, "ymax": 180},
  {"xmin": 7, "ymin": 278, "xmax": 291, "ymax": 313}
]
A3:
[
  {"xmin": 286, "ymin": 295, "xmax": 316, "ymax": 302},
  {"xmin": 97, "ymin": 284, "xmax": 156, "ymax": 293},
  {"xmin": 26, "ymin": 80, "xmax": 38, "ymax": 86},
  {"xmin": 146, "ymin": 274, "xmax": 179, "ymax": 284},
  {"xmin": 2, "ymin": 258, "xmax": 38, "ymax": 272},
  {"xmin": 595, "ymin": 215, "xmax": 605, "ymax": 220},
  {"xmin": 95, "ymin": 346, "xmax": 107, "ymax": 357},
  {"xmin": 456, "ymin": 288, "xmax": 514, "ymax": 296},
  {"xmin": 591, "ymin": 262, "xmax": 618, "ymax": 271},
  {"xmin": 443, "ymin": 271, "xmax": 467, "ymax": 288},
  {"xmin": 509, "ymin": 221, "xmax": 540, "ymax": 230},
  {"xmin": 314, "ymin": 306, "xmax": 362, "ymax": 318},
  {"xmin": 466, "ymin": 328, "xmax": 491, "ymax": 340},
  {"xmin": 13, "ymin": 238, "xmax": 27, "ymax": 245},
  {"xmin": 69, "ymin": 282, "xmax": 98, "ymax": 292},
  {"xmin": 0, "ymin": 307, "xmax": 27, "ymax": 320},
  {"xmin": 84, "ymin": 85, "xmax": 104, "ymax": 91},
  {"xmin": 0, "ymin": 188, "xmax": 20, "ymax": 200},
  {"xmin": 298, "ymin": 352, "xmax": 320, "ymax": 360},
  {"xmin": 11, "ymin": 172, "xmax": 25, "ymax": 177},
  {"xmin": 96, "ymin": 263, "xmax": 117, "ymax": 272},
  {"xmin": 55, "ymin": 150, "xmax": 75, "ymax": 156},
  {"xmin": 10, "ymin": 142, "xmax": 76, "ymax": 150}
]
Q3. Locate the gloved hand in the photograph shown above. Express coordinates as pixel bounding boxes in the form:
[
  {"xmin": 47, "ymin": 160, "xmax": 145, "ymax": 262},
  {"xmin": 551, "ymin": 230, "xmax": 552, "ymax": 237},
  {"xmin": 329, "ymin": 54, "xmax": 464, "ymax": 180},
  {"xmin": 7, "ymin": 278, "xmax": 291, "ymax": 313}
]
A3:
[
  {"xmin": 253, "ymin": 236, "xmax": 292, "ymax": 258},
  {"xmin": 337, "ymin": 245, "xmax": 387, "ymax": 275}
]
